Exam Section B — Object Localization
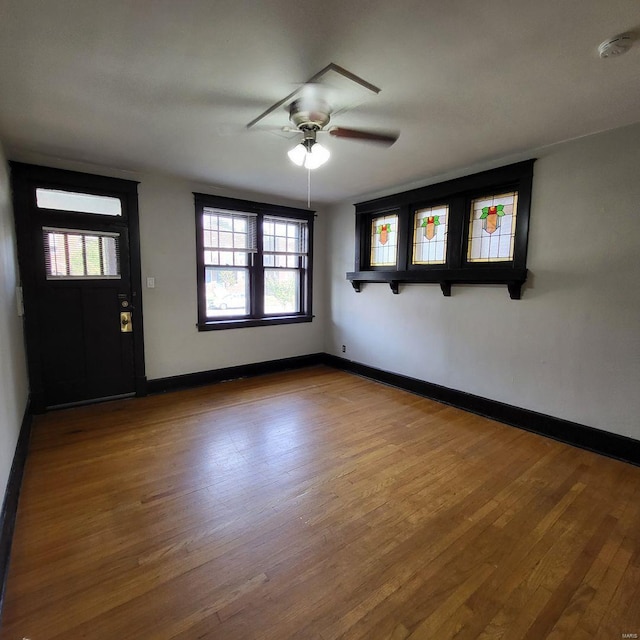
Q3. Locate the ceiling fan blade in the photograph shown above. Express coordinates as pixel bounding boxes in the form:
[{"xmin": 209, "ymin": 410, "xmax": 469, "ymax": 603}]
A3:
[{"xmin": 329, "ymin": 127, "xmax": 399, "ymax": 146}]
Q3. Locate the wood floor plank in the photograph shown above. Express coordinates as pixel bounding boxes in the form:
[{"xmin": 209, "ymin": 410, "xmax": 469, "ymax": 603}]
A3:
[{"xmin": 1, "ymin": 366, "xmax": 640, "ymax": 639}]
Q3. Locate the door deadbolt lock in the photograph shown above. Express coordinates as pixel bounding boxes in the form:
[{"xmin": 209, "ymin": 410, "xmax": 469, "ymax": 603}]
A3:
[{"xmin": 120, "ymin": 311, "xmax": 133, "ymax": 333}]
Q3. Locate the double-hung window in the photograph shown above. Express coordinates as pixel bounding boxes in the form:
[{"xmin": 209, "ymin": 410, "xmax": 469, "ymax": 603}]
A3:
[{"xmin": 195, "ymin": 193, "xmax": 313, "ymax": 330}]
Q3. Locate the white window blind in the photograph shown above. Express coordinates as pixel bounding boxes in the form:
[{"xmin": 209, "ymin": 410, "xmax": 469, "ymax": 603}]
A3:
[
  {"xmin": 263, "ymin": 216, "xmax": 308, "ymax": 268},
  {"xmin": 43, "ymin": 227, "xmax": 121, "ymax": 280},
  {"xmin": 202, "ymin": 208, "xmax": 257, "ymax": 267}
]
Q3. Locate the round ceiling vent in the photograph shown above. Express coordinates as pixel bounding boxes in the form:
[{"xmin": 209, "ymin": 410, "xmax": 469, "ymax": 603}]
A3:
[{"xmin": 598, "ymin": 33, "xmax": 634, "ymax": 59}]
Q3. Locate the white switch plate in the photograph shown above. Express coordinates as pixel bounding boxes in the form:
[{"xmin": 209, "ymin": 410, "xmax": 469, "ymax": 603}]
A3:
[{"xmin": 146, "ymin": 277, "xmax": 155, "ymax": 288}]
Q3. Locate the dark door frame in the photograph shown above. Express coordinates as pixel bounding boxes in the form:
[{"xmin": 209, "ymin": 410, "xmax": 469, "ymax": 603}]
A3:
[{"xmin": 10, "ymin": 162, "xmax": 147, "ymax": 412}]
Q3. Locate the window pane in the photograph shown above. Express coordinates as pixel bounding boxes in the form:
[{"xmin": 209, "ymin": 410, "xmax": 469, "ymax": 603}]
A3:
[
  {"xmin": 85, "ymin": 236, "xmax": 101, "ymax": 275},
  {"xmin": 265, "ymin": 269, "xmax": 298, "ymax": 314},
  {"xmin": 219, "ymin": 251, "xmax": 234, "ymax": 266},
  {"xmin": 219, "ymin": 216, "xmax": 233, "ymax": 232},
  {"xmin": 47, "ymin": 233, "xmax": 67, "ymax": 276},
  {"xmin": 467, "ymin": 192, "xmax": 518, "ymax": 262},
  {"xmin": 412, "ymin": 205, "xmax": 448, "ymax": 265},
  {"xmin": 67, "ymin": 235, "xmax": 84, "ymax": 276},
  {"xmin": 370, "ymin": 214, "xmax": 398, "ymax": 266},
  {"xmin": 36, "ymin": 188, "xmax": 122, "ymax": 216},
  {"xmin": 205, "ymin": 267, "xmax": 249, "ymax": 318},
  {"xmin": 102, "ymin": 237, "xmax": 118, "ymax": 275}
]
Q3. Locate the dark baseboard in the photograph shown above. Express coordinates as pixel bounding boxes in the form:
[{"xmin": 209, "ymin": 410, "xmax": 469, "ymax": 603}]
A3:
[
  {"xmin": 0, "ymin": 397, "xmax": 33, "ymax": 620},
  {"xmin": 323, "ymin": 354, "xmax": 640, "ymax": 467},
  {"xmin": 149, "ymin": 352, "xmax": 640, "ymax": 466},
  {"xmin": 147, "ymin": 353, "xmax": 326, "ymax": 395}
]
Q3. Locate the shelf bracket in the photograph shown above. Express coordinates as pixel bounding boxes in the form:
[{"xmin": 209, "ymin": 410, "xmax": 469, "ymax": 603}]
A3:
[
  {"xmin": 389, "ymin": 280, "xmax": 399, "ymax": 294},
  {"xmin": 440, "ymin": 282, "xmax": 452, "ymax": 297},
  {"xmin": 350, "ymin": 280, "xmax": 362, "ymax": 293},
  {"xmin": 507, "ymin": 281, "xmax": 523, "ymax": 300}
]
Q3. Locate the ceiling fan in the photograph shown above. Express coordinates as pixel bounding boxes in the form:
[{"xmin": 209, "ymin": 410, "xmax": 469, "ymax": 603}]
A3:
[
  {"xmin": 284, "ymin": 96, "xmax": 399, "ymax": 169},
  {"xmin": 246, "ymin": 63, "xmax": 399, "ymax": 170}
]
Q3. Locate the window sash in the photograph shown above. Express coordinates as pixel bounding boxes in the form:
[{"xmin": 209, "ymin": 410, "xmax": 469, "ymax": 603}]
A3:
[{"xmin": 204, "ymin": 266, "xmax": 250, "ymax": 318}]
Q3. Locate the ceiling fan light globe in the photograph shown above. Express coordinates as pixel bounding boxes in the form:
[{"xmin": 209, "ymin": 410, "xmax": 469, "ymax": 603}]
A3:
[
  {"xmin": 304, "ymin": 143, "xmax": 330, "ymax": 170},
  {"xmin": 287, "ymin": 143, "xmax": 307, "ymax": 166}
]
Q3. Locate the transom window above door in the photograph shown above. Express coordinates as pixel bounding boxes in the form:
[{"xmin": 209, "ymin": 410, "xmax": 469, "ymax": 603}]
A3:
[{"xmin": 36, "ymin": 188, "xmax": 123, "ymax": 216}]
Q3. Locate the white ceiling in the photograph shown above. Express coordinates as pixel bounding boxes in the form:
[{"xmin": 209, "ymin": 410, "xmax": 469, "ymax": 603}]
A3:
[{"xmin": 0, "ymin": 0, "xmax": 638, "ymax": 205}]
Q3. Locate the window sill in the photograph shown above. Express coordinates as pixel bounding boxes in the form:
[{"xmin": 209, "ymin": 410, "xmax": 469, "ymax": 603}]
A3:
[
  {"xmin": 346, "ymin": 267, "xmax": 527, "ymax": 299},
  {"xmin": 198, "ymin": 314, "xmax": 314, "ymax": 331}
]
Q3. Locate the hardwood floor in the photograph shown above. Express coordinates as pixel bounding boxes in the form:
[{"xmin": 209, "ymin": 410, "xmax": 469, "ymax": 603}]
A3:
[{"xmin": 1, "ymin": 366, "xmax": 639, "ymax": 639}]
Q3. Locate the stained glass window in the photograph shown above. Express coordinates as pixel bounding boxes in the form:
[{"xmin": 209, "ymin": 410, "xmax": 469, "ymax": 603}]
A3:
[
  {"xmin": 412, "ymin": 205, "xmax": 448, "ymax": 265},
  {"xmin": 370, "ymin": 213, "xmax": 398, "ymax": 267},
  {"xmin": 467, "ymin": 191, "xmax": 518, "ymax": 262}
]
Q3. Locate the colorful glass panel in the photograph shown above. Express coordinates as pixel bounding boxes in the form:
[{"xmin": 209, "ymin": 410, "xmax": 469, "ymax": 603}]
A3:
[
  {"xmin": 370, "ymin": 214, "xmax": 398, "ymax": 267},
  {"xmin": 412, "ymin": 205, "xmax": 448, "ymax": 265},
  {"xmin": 467, "ymin": 191, "xmax": 518, "ymax": 262}
]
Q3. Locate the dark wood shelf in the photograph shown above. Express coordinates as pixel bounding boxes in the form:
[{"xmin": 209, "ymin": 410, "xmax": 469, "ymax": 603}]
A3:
[{"xmin": 346, "ymin": 267, "xmax": 528, "ymax": 299}]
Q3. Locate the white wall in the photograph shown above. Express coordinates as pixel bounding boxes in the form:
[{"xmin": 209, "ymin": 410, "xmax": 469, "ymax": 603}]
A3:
[
  {"xmin": 0, "ymin": 144, "xmax": 29, "ymax": 501},
  {"xmin": 138, "ymin": 172, "xmax": 326, "ymax": 379},
  {"xmin": 326, "ymin": 123, "xmax": 640, "ymax": 440}
]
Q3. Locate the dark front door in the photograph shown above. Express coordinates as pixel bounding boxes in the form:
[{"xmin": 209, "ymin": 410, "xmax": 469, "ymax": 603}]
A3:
[{"xmin": 11, "ymin": 163, "xmax": 146, "ymax": 410}]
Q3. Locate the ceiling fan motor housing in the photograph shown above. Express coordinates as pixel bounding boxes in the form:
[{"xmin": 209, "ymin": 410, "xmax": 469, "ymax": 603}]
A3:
[{"xmin": 289, "ymin": 98, "xmax": 331, "ymax": 130}]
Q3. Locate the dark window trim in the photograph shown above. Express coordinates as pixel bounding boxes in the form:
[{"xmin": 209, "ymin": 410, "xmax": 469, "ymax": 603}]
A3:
[
  {"xmin": 348, "ymin": 160, "xmax": 535, "ymax": 298},
  {"xmin": 194, "ymin": 193, "xmax": 314, "ymax": 331}
]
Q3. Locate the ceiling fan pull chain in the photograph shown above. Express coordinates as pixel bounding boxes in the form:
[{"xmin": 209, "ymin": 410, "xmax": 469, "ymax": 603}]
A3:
[{"xmin": 307, "ymin": 168, "xmax": 311, "ymax": 208}]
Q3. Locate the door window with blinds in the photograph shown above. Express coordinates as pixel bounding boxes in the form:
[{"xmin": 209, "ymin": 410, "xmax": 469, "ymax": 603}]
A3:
[
  {"xmin": 195, "ymin": 193, "xmax": 313, "ymax": 330},
  {"xmin": 43, "ymin": 227, "xmax": 120, "ymax": 279}
]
